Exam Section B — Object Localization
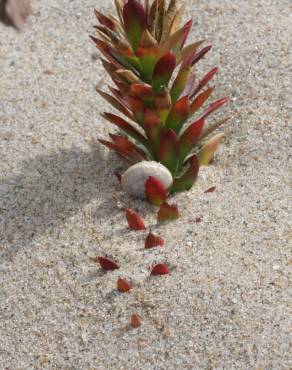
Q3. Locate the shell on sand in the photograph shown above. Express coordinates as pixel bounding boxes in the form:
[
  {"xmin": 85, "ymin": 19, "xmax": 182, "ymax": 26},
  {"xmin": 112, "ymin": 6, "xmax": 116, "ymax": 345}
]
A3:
[{"xmin": 121, "ymin": 161, "xmax": 173, "ymax": 199}]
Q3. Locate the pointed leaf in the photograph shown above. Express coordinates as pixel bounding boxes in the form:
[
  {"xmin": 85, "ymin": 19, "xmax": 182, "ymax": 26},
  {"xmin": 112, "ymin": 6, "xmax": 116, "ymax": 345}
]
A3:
[
  {"xmin": 197, "ymin": 133, "xmax": 224, "ymax": 166},
  {"xmin": 136, "ymin": 30, "xmax": 159, "ymax": 79},
  {"xmin": 123, "ymin": 0, "xmax": 148, "ymax": 52},
  {"xmin": 156, "ymin": 129, "xmax": 179, "ymax": 174},
  {"xmin": 90, "ymin": 36, "xmax": 121, "ymax": 67},
  {"xmin": 96, "ymin": 88, "xmax": 134, "ymax": 120},
  {"xmin": 170, "ymin": 66, "xmax": 191, "ymax": 102},
  {"xmin": 114, "ymin": 0, "xmax": 125, "ymax": 23},
  {"xmin": 166, "ymin": 96, "xmax": 190, "ymax": 133},
  {"xmin": 192, "ymin": 67, "xmax": 219, "ymax": 97},
  {"xmin": 131, "ymin": 84, "xmax": 154, "ymax": 106},
  {"xmin": 191, "ymin": 45, "xmax": 212, "ymax": 66},
  {"xmin": 177, "ymin": 40, "xmax": 205, "ymax": 65},
  {"xmin": 157, "ymin": 202, "xmax": 179, "ymax": 223},
  {"xmin": 160, "ymin": 20, "xmax": 192, "ymax": 56},
  {"xmin": 145, "ymin": 232, "xmax": 165, "ymax": 248},
  {"xmin": 143, "ymin": 108, "xmax": 162, "ymax": 149},
  {"xmin": 182, "ymin": 71, "xmax": 196, "ymax": 97},
  {"xmin": 97, "ymin": 256, "xmax": 119, "ymax": 271},
  {"xmin": 102, "ymin": 112, "xmax": 147, "ymax": 146},
  {"xmin": 109, "ymin": 134, "xmax": 146, "ymax": 160},
  {"xmin": 108, "ymin": 86, "xmax": 129, "ymax": 109},
  {"xmin": 116, "ymin": 69, "xmax": 140, "ymax": 84},
  {"xmin": 189, "ymin": 87, "xmax": 214, "ymax": 115},
  {"xmin": 125, "ymin": 208, "xmax": 146, "ymax": 230},
  {"xmin": 91, "ymin": 36, "xmax": 136, "ymax": 70},
  {"xmin": 169, "ymin": 4, "xmax": 186, "ymax": 35},
  {"xmin": 200, "ymin": 117, "xmax": 230, "ymax": 139},
  {"xmin": 127, "ymin": 96, "xmax": 145, "ymax": 125},
  {"xmin": 117, "ymin": 277, "xmax": 133, "ymax": 292},
  {"xmin": 94, "ymin": 9, "xmax": 116, "ymax": 30},
  {"xmin": 198, "ymin": 97, "xmax": 229, "ymax": 121},
  {"xmin": 152, "ymin": 52, "xmax": 176, "ymax": 92},
  {"xmin": 160, "ymin": 0, "xmax": 178, "ymax": 43},
  {"xmin": 98, "ymin": 139, "xmax": 135, "ymax": 163},
  {"xmin": 179, "ymin": 117, "xmax": 205, "ymax": 163},
  {"xmin": 100, "ymin": 58, "xmax": 119, "ymax": 78},
  {"xmin": 145, "ymin": 176, "xmax": 167, "ymax": 206},
  {"xmin": 171, "ymin": 155, "xmax": 199, "ymax": 193},
  {"xmin": 154, "ymin": 86, "xmax": 172, "ymax": 123},
  {"xmin": 150, "ymin": 263, "xmax": 170, "ymax": 275}
]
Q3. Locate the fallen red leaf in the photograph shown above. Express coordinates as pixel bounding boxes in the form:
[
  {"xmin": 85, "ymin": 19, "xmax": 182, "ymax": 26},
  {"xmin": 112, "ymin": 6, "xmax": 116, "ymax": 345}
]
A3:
[
  {"xmin": 97, "ymin": 256, "xmax": 119, "ymax": 271},
  {"xmin": 145, "ymin": 232, "xmax": 165, "ymax": 249},
  {"xmin": 125, "ymin": 208, "xmax": 146, "ymax": 230},
  {"xmin": 150, "ymin": 263, "xmax": 170, "ymax": 275},
  {"xmin": 157, "ymin": 202, "xmax": 179, "ymax": 223},
  {"xmin": 117, "ymin": 277, "xmax": 133, "ymax": 293},
  {"xmin": 204, "ymin": 186, "xmax": 216, "ymax": 193}
]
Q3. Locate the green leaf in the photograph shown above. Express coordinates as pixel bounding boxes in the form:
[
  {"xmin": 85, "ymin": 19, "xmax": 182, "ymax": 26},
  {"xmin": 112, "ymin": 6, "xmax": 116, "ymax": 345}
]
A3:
[
  {"xmin": 152, "ymin": 52, "xmax": 176, "ymax": 92},
  {"xmin": 165, "ymin": 96, "xmax": 190, "ymax": 134},
  {"xmin": 156, "ymin": 128, "xmax": 179, "ymax": 175},
  {"xmin": 171, "ymin": 155, "xmax": 199, "ymax": 193},
  {"xmin": 197, "ymin": 133, "xmax": 224, "ymax": 165},
  {"xmin": 123, "ymin": 0, "xmax": 148, "ymax": 52}
]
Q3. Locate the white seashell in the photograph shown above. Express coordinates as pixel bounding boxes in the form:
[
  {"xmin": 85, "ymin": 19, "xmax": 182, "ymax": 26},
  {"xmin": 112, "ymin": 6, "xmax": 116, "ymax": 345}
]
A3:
[{"xmin": 121, "ymin": 161, "xmax": 173, "ymax": 199}]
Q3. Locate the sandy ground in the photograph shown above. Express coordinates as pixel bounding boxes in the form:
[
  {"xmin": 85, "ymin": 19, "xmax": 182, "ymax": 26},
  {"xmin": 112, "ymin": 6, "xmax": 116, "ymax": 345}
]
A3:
[{"xmin": 0, "ymin": 0, "xmax": 291, "ymax": 369}]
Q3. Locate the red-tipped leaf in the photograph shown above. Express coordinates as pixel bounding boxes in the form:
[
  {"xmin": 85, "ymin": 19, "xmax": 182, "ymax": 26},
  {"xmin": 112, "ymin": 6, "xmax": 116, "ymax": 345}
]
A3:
[
  {"xmin": 123, "ymin": 0, "xmax": 148, "ymax": 52},
  {"xmin": 159, "ymin": 20, "xmax": 193, "ymax": 56},
  {"xmin": 94, "ymin": 9, "xmax": 116, "ymax": 30},
  {"xmin": 192, "ymin": 67, "xmax": 219, "ymax": 97},
  {"xmin": 145, "ymin": 176, "xmax": 167, "ymax": 206},
  {"xmin": 152, "ymin": 52, "xmax": 176, "ymax": 92},
  {"xmin": 179, "ymin": 117, "xmax": 205, "ymax": 163},
  {"xmin": 156, "ymin": 129, "xmax": 179, "ymax": 175},
  {"xmin": 198, "ymin": 97, "xmax": 229, "ymax": 121},
  {"xmin": 102, "ymin": 113, "xmax": 147, "ymax": 146},
  {"xmin": 189, "ymin": 87, "xmax": 214, "ymax": 115},
  {"xmin": 166, "ymin": 96, "xmax": 190, "ymax": 134},
  {"xmin": 197, "ymin": 133, "xmax": 224, "ymax": 165},
  {"xmin": 170, "ymin": 66, "xmax": 191, "ymax": 102}
]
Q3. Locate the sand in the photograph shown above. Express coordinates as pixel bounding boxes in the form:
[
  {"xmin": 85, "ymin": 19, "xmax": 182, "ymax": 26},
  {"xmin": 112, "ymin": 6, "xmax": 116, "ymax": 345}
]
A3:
[{"xmin": 0, "ymin": 0, "xmax": 291, "ymax": 369}]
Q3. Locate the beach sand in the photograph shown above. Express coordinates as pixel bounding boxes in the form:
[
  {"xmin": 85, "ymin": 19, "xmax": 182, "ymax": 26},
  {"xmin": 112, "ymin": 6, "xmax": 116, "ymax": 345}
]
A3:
[{"xmin": 0, "ymin": 0, "xmax": 291, "ymax": 368}]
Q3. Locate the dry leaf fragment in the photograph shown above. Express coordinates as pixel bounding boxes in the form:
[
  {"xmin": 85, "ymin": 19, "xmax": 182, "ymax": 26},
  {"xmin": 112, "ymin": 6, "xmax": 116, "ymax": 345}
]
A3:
[
  {"xmin": 150, "ymin": 263, "xmax": 169, "ymax": 275},
  {"xmin": 97, "ymin": 256, "xmax": 119, "ymax": 271},
  {"xmin": 131, "ymin": 314, "xmax": 142, "ymax": 328},
  {"xmin": 117, "ymin": 277, "xmax": 133, "ymax": 292},
  {"xmin": 125, "ymin": 208, "xmax": 146, "ymax": 230},
  {"xmin": 204, "ymin": 186, "xmax": 216, "ymax": 193},
  {"xmin": 145, "ymin": 231, "xmax": 165, "ymax": 249}
]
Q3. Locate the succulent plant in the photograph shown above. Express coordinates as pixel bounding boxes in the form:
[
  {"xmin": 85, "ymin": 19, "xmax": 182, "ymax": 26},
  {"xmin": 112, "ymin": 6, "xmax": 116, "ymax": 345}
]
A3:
[{"xmin": 92, "ymin": 0, "xmax": 229, "ymax": 197}]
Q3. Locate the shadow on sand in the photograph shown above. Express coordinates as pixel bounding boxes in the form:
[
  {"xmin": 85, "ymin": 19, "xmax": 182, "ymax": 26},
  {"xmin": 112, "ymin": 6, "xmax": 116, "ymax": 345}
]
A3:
[{"xmin": 0, "ymin": 143, "xmax": 123, "ymax": 260}]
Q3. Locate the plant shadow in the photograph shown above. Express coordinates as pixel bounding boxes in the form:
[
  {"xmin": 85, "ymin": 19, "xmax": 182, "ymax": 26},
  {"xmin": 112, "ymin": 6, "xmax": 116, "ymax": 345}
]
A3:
[{"xmin": 0, "ymin": 143, "xmax": 123, "ymax": 261}]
